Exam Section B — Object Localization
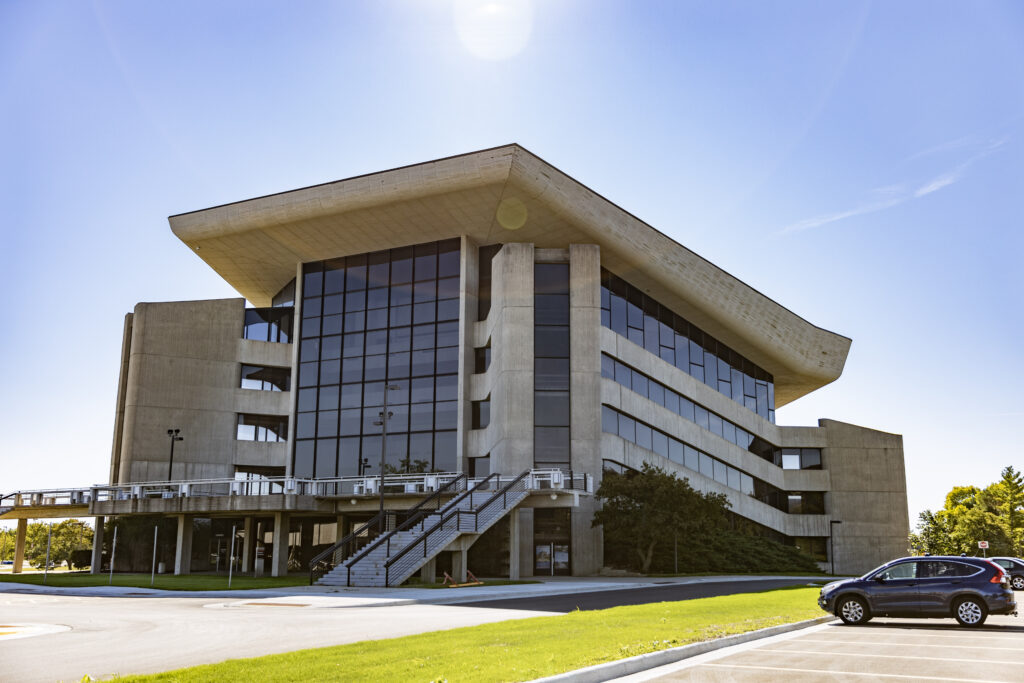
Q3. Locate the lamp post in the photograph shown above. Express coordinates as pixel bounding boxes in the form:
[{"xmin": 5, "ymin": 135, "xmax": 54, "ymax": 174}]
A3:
[
  {"xmin": 166, "ymin": 429, "xmax": 183, "ymax": 482},
  {"xmin": 372, "ymin": 384, "xmax": 400, "ymax": 530},
  {"xmin": 830, "ymin": 520, "xmax": 843, "ymax": 575}
]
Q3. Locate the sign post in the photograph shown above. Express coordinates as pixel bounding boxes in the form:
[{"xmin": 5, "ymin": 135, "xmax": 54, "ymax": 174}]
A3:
[{"xmin": 978, "ymin": 540, "xmax": 989, "ymax": 557}]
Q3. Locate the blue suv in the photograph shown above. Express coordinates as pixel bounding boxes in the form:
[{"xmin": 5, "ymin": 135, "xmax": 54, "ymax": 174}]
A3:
[{"xmin": 819, "ymin": 556, "xmax": 1017, "ymax": 627}]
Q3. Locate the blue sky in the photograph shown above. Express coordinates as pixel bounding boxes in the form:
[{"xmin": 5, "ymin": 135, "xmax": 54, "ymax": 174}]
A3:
[{"xmin": 2, "ymin": 0, "xmax": 1022, "ymax": 527}]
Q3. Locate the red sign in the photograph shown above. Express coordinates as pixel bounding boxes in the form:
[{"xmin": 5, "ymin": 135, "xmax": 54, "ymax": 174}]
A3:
[{"xmin": 978, "ymin": 541, "xmax": 989, "ymax": 549}]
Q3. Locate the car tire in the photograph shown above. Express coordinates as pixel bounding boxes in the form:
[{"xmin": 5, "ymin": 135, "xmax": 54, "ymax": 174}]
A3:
[
  {"xmin": 953, "ymin": 597, "xmax": 987, "ymax": 627},
  {"xmin": 837, "ymin": 596, "xmax": 870, "ymax": 625},
  {"xmin": 1011, "ymin": 575, "xmax": 1024, "ymax": 591}
]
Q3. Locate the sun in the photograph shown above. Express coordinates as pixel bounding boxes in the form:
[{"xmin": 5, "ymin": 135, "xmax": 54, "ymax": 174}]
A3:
[{"xmin": 453, "ymin": 0, "xmax": 533, "ymax": 61}]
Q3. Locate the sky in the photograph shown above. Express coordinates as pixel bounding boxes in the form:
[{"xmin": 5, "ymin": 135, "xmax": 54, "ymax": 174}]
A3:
[{"xmin": 2, "ymin": 0, "xmax": 1022, "ymax": 529}]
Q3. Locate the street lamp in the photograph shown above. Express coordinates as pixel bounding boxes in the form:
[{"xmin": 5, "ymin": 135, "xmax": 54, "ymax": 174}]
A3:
[
  {"xmin": 830, "ymin": 520, "xmax": 843, "ymax": 575},
  {"xmin": 372, "ymin": 385, "xmax": 400, "ymax": 530},
  {"xmin": 166, "ymin": 429, "xmax": 183, "ymax": 481}
]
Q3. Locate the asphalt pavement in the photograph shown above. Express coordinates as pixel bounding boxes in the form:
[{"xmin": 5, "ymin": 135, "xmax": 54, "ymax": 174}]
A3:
[
  {"xmin": 459, "ymin": 577, "xmax": 817, "ymax": 612},
  {"xmin": 0, "ymin": 575, "xmax": 827, "ymax": 682},
  {"xmin": 621, "ymin": 616, "xmax": 1024, "ymax": 682}
]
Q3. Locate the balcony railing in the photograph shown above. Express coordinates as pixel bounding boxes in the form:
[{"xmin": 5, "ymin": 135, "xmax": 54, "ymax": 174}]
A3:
[{"xmin": 0, "ymin": 469, "xmax": 592, "ymax": 512}]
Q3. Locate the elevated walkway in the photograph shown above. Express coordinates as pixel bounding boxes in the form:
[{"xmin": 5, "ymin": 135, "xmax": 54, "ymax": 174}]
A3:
[{"xmin": 1, "ymin": 469, "xmax": 591, "ymax": 580}]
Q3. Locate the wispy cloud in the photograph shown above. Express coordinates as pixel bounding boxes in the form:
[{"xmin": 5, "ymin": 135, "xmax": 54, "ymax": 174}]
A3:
[
  {"xmin": 914, "ymin": 173, "xmax": 957, "ymax": 197},
  {"xmin": 780, "ymin": 136, "xmax": 1008, "ymax": 235}
]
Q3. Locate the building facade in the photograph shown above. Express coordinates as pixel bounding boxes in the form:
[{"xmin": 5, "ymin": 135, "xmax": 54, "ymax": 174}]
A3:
[{"xmin": 96, "ymin": 145, "xmax": 910, "ymax": 578}]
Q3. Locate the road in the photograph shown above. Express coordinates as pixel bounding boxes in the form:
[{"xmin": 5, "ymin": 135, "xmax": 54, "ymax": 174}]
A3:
[
  {"xmin": 0, "ymin": 592, "xmax": 556, "ymax": 682},
  {"xmin": 459, "ymin": 577, "xmax": 818, "ymax": 612}
]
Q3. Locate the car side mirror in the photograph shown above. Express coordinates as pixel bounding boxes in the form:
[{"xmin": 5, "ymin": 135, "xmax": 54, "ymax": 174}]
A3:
[{"xmin": 874, "ymin": 575, "xmax": 885, "ymax": 582}]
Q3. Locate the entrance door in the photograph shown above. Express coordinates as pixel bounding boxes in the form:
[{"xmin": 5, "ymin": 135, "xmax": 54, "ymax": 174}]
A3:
[{"xmin": 533, "ymin": 509, "xmax": 571, "ymax": 576}]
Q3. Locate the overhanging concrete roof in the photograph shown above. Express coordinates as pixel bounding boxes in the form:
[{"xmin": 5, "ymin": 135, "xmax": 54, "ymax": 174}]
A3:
[{"xmin": 169, "ymin": 144, "xmax": 851, "ymax": 406}]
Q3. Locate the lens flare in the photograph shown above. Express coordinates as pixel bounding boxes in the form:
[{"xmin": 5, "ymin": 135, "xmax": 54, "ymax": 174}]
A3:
[
  {"xmin": 496, "ymin": 197, "xmax": 528, "ymax": 230},
  {"xmin": 454, "ymin": 0, "xmax": 533, "ymax": 61}
]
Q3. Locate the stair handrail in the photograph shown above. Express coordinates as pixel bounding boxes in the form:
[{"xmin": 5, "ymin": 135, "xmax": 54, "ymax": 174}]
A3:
[
  {"xmin": 309, "ymin": 511, "xmax": 386, "ymax": 584},
  {"xmin": 384, "ymin": 470, "xmax": 531, "ymax": 585},
  {"xmin": 389, "ymin": 473, "xmax": 469, "ymax": 535},
  {"xmin": 432, "ymin": 472, "xmax": 499, "ymax": 516},
  {"xmin": 310, "ymin": 474, "xmax": 469, "ymax": 585},
  {"xmin": 343, "ymin": 474, "xmax": 497, "ymax": 575}
]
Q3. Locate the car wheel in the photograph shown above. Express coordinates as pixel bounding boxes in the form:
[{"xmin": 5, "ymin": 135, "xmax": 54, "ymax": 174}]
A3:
[
  {"xmin": 1011, "ymin": 575, "xmax": 1024, "ymax": 591},
  {"xmin": 954, "ymin": 597, "xmax": 987, "ymax": 627},
  {"xmin": 837, "ymin": 596, "xmax": 870, "ymax": 625}
]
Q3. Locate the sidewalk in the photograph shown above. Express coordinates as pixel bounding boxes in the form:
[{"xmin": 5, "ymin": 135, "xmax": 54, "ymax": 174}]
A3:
[{"xmin": 0, "ymin": 573, "xmax": 830, "ymax": 608}]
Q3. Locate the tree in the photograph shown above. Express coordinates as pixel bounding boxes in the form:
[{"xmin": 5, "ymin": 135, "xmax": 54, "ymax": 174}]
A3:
[
  {"xmin": 912, "ymin": 470, "xmax": 1023, "ymax": 557},
  {"xmin": 993, "ymin": 466, "xmax": 1024, "ymax": 555},
  {"xmin": 592, "ymin": 464, "xmax": 729, "ymax": 573},
  {"xmin": 25, "ymin": 520, "xmax": 94, "ymax": 568},
  {"xmin": 384, "ymin": 457, "xmax": 431, "ymax": 474}
]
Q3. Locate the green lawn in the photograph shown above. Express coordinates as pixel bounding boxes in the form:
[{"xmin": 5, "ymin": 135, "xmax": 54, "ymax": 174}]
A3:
[
  {"xmin": 0, "ymin": 572, "xmax": 309, "ymax": 591},
  {"xmin": 119, "ymin": 586, "xmax": 824, "ymax": 682}
]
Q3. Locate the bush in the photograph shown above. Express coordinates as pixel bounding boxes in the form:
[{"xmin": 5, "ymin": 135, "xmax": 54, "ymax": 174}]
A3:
[{"xmin": 69, "ymin": 549, "xmax": 93, "ymax": 570}]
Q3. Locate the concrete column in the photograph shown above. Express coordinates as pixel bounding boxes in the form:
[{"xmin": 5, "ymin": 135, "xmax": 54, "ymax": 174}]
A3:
[
  {"xmin": 241, "ymin": 517, "xmax": 254, "ymax": 573},
  {"xmin": 271, "ymin": 512, "xmax": 290, "ymax": 577},
  {"xmin": 173, "ymin": 515, "xmax": 193, "ymax": 576},
  {"xmin": 420, "ymin": 557, "xmax": 436, "ymax": 584},
  {"xmin": 508, "ymin": 508, "xmax": 521, "ymax": 580},
  {"xmin": 519, "ymin": 508, "xmax": 534, "ymax": 577},
  {"xmin": 300, "ymin": 519, "xmax": 314, "ymax": 570},
  {"xmin": 452, "ymin": 548, "xmax": 468, "ymax": 583},
  {"xmin": 488, "ymin": 243, "xmax": 536, "ymax": 476},
  {"xmin": 336, "ymin": 514, "xmax": 347, "ymax": 542},
  {"xmin": 569, "ymin": 244, "xmax": 604, "ymax": 576},
  {"xmin": 90, "ymin": 517, "xmax": 105, "ymax": 574},
  {"xmin": 12, "ymin": 518, "xmax": 26, "ymax": 574}
]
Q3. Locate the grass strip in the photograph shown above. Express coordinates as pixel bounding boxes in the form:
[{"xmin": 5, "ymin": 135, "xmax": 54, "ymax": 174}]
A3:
[
  {"xmin": 118, "ymin": 586, "xmax": 823, "ymax": 682},
  {"xmin": 0, "ymin": 572, "xmax": 308, "ymax": 591}
]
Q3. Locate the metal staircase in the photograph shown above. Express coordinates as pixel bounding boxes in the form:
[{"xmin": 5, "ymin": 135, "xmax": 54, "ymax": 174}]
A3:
[
  {"xmin": 316, "ymin": 471, "xmax": 532, "ymax": 587},
  {"xmin": 309, "ymin": 473, "xmax": 468, "ymax": 584}
]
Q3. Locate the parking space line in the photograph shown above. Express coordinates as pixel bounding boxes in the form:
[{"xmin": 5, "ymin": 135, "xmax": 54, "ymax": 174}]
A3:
[
  {"xmin": 793, "ymin": 638, "xmax": 1024, "ymax": 652},
  {"xmin": 755, "ymin": 648, "xmax": 1022, "ymax": 666},
  {"xmin": 816, "ymin": 629, "xmax": 1024, "ymax": 641},
  {"xmin": 702, "ymin": 663, "xmax": 1009, "ymax": 682}
]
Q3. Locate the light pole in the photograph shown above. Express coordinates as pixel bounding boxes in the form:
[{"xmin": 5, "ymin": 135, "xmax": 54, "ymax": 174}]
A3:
[
  {"xmin": 830, "ymin": 520, "xmax": 843, "ymax": 575},
  {"xmin": 166, "ymin": 429, "xmax": 183, "ymax": 481},
  {"xmin": 372, "ymin": 384, "xmax": 400, "ymax": 530}
]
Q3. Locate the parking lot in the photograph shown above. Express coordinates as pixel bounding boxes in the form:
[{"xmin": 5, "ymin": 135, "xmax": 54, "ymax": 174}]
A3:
[{"xmin": 638, "ymin": 616, "xmax": 1024, "ymax": 682}]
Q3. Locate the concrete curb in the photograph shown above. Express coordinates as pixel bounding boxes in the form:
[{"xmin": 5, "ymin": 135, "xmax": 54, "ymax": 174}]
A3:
[{"xmin": 531, "ymin": 616, "xmax": 836, "ymax": 683}]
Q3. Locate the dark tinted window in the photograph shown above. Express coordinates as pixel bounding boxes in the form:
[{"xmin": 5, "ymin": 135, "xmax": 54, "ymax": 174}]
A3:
[{"xmin": 294, "ymin": 240, "xmax": 460, "ymax": 476}]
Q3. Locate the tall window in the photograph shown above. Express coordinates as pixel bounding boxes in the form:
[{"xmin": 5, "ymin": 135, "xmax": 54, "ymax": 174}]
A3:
[
  {"xmin": 600, "ymin": 270, "xmax": 775, "ymax": 421},
  {"xmin": 534, "ymin": 263, "xmax": 570, "ymax": 469},
  {"xmin": 293, "ymin": 239, "xmax": 461, "ymax": 478}
]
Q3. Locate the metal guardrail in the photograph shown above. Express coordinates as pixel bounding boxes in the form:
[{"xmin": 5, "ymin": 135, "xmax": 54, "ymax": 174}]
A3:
[
  {"xmin": 342, "ymin": 474, "xmax": 500, "ymax": 586},
  {"xmin": 308, "ymin": 474, "xmax": 469, "ymax": 584},
  {"xmin": 384, "ymin": 470, "xmax": 532, "ymax": 586},
  {"xmin": 1, "ymin": 469, "xmax": 591, "ymax": 518},
  {"xmin": 0, "ymin": 472, "xmax": 470, "ymax": 509}
]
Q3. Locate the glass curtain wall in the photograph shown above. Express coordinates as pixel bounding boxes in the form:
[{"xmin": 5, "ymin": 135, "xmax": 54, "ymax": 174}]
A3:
[
  {"xmin": 293, "ymin": 239, "xmax": 461, "ymax": 478},
  {"xmin": 600, "ymin": 270, "xmax": 775, "ymax": 421},
  {"xmin": 534, "ymin": 263, "xmax": 570, "ymax": 470}
]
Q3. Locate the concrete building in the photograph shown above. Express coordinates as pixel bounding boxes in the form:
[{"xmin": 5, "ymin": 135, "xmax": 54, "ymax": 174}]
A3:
[{"xmin": 1, "ymin": 145, "xmax": 908, "ymax": 581}]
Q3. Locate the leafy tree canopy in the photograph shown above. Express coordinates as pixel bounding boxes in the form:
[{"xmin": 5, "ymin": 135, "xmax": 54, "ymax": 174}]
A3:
[
  {"xmin": 593, "ymin": 464, "xmax": 729, "ymax": 573},
  {"xmin": 910, "ymin": 466, "xmax": 1024, "ymax": 557}
]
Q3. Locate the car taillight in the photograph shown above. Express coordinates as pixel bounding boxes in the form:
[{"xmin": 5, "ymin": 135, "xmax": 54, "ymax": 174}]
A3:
[{"xmin": 984, "ymin": 561, "xmax": 1008, "ymax": 584}]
